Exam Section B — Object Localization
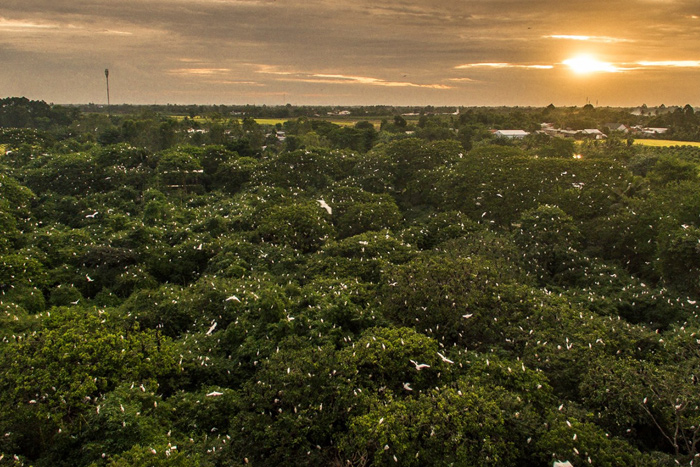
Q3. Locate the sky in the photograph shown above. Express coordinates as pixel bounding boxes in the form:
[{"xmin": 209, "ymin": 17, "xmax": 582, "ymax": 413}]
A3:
[{"xmin": 2, "ymin": 0, "xmax": 700, "ymax": 107}]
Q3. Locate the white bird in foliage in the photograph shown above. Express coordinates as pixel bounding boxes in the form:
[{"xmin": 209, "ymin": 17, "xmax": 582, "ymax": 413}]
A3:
[
  {"xmin": 206, "ymin": 391, "xmax": 224, "ymax": 397},
  {"xmin": 225, "ymin": 295, "xmax": 241, "ymax": 302},
  {"xmin": 206, "ymin": 321, "xmax": 217, "ymax": 335},
  {"xmin": 410, "ymin": 359, "xmax": 430, "ymax": 370},
  {"xmin": 86, "ymin": 275, "xmax": 94, "ymax": 282},
  {"xmin": 437, "ymin": 352, "xmax": 454, "ymax": 364},
  {"xmin": 552, "ymin": 461, "xmax": 573, "ymax": 467},
  {"xmin": 403, "ymin": 382, "xmax": 413, "ymax": 391},
  {"xmin": 317, "ymin": 199, "xmax": 332, "ymax": 215},
  {"xmin": 462, "ymin": 313, "xmax": 473, "ymax": 319},
  {"xmin": 85, "ymin": 211, "xmax": 98, "ymax": 218}
]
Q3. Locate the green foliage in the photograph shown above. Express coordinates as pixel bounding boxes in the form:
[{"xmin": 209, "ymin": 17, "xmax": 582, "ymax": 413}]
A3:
[
  {"xmin": 155, "ymin": 147, "xmax": 204, "ymax": 194},
  {"xmin": 339, "ymin": 384, "xmax": 514, "ymax": 466},
  {"xmin": 0, "ymin": 98, "xmax": 76, "ymax": 129},
  {"xmin": 256, "ymin": 200, "xmax": 335, "ymax": 253},
  {"xmin": 536, "ymin": 136, "xmax": 575, "ymax": 159},
  {"xmin": 0, "ymin": 307, "xmax": 176, "ymax": 460},
  {"xmin": 226, "ymin": 338, "xmax": 357, "ymax": 465},
  {"xmin": 514, "ymin": 205, "xmax": 584, "ymax": 285},
  {"xmin": 252, "ymin": 148, "xmax": 356, "ymax": 192},
  {"xmin": 402, "ymin": 210, "xmax": 482, "ymax": 249},
  {"xmin": 381, "ymin": 249, "xmax": 528, "ymax": 347},
  {"xmin": 647, "ymin": 156, "xmax": 698, "ymax": 186},
  {"xmin": 534, "ymin": 410, "xmax": 652, "ymax": 466},
  {"xmin": 432, "ymin": 146, "xmax": 633, "ymax": 225},
  {"xmin": 214, "ymin": 156, "xmax": 258, "ymax": 193},
  {"xmin": 0, "ymin": 253, "xmax": 48, "ymax": 290},
  {"xmin": 309, "ymin": 230, "xmax": 414, "ymax": 283},
  {"xmin": 3, "ymin": 103, "xmax": 700, "ymax": 465},
  {"xmin": 23, "ymin": 152, "xmax": 107, "ymax": 196},
  {"xmin": 658, "ymin": 226, "xmax": 700, "ymax": 296},
  {"xmin": 324, "ymin": 186, "xmax": 403, "ymax": 238}
]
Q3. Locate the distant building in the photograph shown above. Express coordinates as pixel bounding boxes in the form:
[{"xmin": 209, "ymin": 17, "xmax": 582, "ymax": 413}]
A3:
[
  {"xmin": 558, "ymin": 129, "xmax": 579, "ymax": 137},
  {"xmin": 581, "ymin": 129, "xmax": 607, "ymax": 140},
  {"xmin": 493, "ymin": 129, "xmax": 529, "ymax": 139},
  {"xmin": 644, "ymin": 127, "xmax": 669, "ymax": 135},
  {"xmin": 605, "ymin": 123, "xmax": 630, "ymax": 133}
]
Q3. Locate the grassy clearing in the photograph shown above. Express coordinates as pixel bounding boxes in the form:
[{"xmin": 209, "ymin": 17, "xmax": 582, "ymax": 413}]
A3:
[
  {"xmin": 170, "ymin": 115, "xmax": 209, "ymax": 123},
  {"xmin": 253, "ymin": 118, "xmax": 289, "ymax": 126},
  {"xmin": 171, "ymin": 115, "xmax": 386, "ymax": 128},
  {"xmin": 634, "ymin": 139, "xmax": 700, "ymax": 148},
  {"xmin": 255, "ymin": 118, "xmax": 386, "ymax": 127}
]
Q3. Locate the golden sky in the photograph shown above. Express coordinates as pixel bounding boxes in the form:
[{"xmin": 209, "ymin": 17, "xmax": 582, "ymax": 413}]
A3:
[{"xmin": 2, "ymin": 0, "xmax": 700, "ymax": 106}]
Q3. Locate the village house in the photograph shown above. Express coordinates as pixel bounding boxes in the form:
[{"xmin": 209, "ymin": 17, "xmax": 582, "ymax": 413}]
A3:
[
  {"xmin": 493, "ymin": 129, "xmax": 530, "ymax": 139},
  {"xmin": 605, "ymin": 123, "xmax": 630, "ymax": 133},
  {"xmin": 581, "ymin": 129, "xmax": 607, "ymax": 140},
  {"xmin": 643, "ymin": 127, "xmax": 669, "ymax": 135}
]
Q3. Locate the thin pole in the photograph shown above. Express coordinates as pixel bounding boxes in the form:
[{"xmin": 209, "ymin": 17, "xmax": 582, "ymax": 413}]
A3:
[{"xmin": 105, "ymin": 68, "xmax": 110, "ymax": 114}]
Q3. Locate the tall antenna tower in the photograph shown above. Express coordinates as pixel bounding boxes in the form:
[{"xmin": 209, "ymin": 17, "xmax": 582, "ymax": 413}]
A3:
[{"xmin": 105, "ymin": 68, "xmax": 110, "ymax": 113}]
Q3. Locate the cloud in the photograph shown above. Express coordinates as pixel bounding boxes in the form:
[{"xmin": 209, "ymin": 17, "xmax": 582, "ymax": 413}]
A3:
[
  {"xmin": 255, "ymin": 65, "xmax": 297, "ymax": 76},
  {"xmin": 544, "ymin": 34, "xmax": 633, "ymax": 43},
  {"xmin": 0, "ymin": 17, "xmax": 55, "ymax": 30},
  {"xmin": 169, "ymin": 68, "xmax": 232, "ymax": 75},
  {"xmin": 101, "ymin": 29, "xmax": 133, "ymax": 36},
  {"xmin": 206, "ymin": 80, "xmax": 265, "ymax": 86},
  {"xmin": 455, "ymin": 63, "xmax": 553, "ymax": 70},
  {"xmin": 309, "ymin": 74, "xmax": 452, "ymax": 89},
  {"xmin": 636, "ymin": 60, "xmax": 700, "ymax": 68},
  {"xmin": 256, "ymin": 66, "xmax": 452, "ymax": 89}
]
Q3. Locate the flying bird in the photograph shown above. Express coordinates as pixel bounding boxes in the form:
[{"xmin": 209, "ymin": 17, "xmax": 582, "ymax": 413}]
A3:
[
  {"xmin": 206, "ymin": 391, "xmax": 224, "ymax": 397},
  {"xmin": 403, "ymin": 382, "xmax": 413, "ymax": 391},
  {"xmin": 225, "ymin": 295, "xmax": 241, "ymax": 302},
  {"xmin": 317, "ymin": 199, "xmax": 332, "ymax": 215},
  {"xmin": 437, "ymin": 352, "xmax": 454, "ymax": 364},
  {"xmin": 410, "ymin": 359, "xmax": 430, "ymax": 370},
  {"xmin": 206, "ymin": 321, "xmax": 217, "ymax": 335}
]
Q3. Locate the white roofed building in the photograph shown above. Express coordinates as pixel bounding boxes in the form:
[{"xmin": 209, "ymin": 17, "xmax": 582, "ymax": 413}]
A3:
[
  {"xmin": 494, "ymin": 129, "xmax": 530, "ymax": 139},
  {"xmin": 581, "ymin": 129, "xmax": 607, "ymax": 139}
]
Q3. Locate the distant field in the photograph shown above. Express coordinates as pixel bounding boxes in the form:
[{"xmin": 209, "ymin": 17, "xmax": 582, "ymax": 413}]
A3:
[
  {"xmin": 253, "ymin": 118, "xmax": 288, "ymax": 126},
  {"xmin": 255, "ymin": 118, "xmax": 382, "ymax": 127},
  {"xmin": 634, "ymin": 139, "xmax": 700, "ymax": 147},
  {"xmin": 171, "ymin": 115, "xmax": 389, "ymax": 128}
]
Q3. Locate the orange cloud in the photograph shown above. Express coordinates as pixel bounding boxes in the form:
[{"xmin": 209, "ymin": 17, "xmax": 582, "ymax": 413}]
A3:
[
  {"xmin": 455, "ymin": 63, "xmax": 553, "ymax": 69},
  {"xmin": 168, "ymin": 68, "xmax": 231, "ymax": 75},
  {"xmin": 544, "ymin": 34, "xmax": 632, "ymax": 43}
]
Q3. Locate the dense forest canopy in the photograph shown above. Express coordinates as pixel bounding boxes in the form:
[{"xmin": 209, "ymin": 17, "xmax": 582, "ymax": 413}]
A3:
[{"xmin": 2, "ymin": 97, "xmax": 700, "ymax": 466}]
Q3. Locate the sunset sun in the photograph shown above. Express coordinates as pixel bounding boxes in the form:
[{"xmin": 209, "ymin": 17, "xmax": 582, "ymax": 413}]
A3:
[{"xmin": 563, "ymin": 55, "xmax": 619, "ymax": 74}]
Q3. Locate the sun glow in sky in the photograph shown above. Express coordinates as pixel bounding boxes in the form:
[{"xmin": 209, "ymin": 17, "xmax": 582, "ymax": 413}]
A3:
[
  {"xmin": 563, "ymin": 56, "xmax": 619, "ymax": 74},
  {"xmin": 2, "ymin": 1, "xmax": 700, "ymax": 105}
]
